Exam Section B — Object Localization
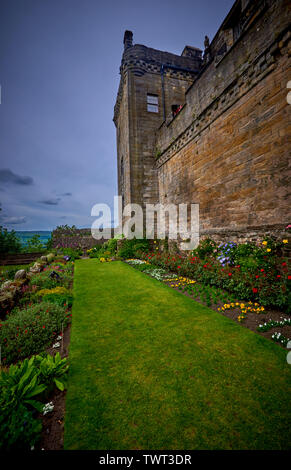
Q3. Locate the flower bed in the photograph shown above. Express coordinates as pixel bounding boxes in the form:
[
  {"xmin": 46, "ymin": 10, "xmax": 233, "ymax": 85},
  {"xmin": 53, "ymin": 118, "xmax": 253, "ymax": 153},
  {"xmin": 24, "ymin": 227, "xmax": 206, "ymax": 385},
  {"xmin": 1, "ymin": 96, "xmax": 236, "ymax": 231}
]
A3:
[
  {"xmin": 141, "ymin": 237, "xmax": 290, "ymax": 312},
  {"xmin": 0, "ymin": 253, "xmax": 74, "ymax": 450},
  {"xmin": 125, "ymin": 234, "xmax": 291, "ymax": 349}
]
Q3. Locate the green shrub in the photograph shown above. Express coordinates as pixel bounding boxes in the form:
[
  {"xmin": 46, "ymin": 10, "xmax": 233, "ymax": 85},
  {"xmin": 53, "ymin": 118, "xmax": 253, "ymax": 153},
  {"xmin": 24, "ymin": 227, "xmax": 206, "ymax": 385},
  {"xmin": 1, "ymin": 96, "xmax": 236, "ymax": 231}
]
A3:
[
  {"xmin": 103, "ymin": 238, "xmax": 118, "ymax": 255},
  {"xmin": 0, "ymin": 404, "xmax": 42, "ymax": 450},
  {"xmin": 192, "ymin": 238, "xmax": 217, "ymax": 259},
  {"xmin": 87, "ymin": 244, "xmax": 103, "ymax": 258},
  {"xmin": 42, "ymin": 292, "xmax": 73, "ymax": 308},
  {"xmin": 118, "ymin": 238, "xmax": 150, "ymax": 259},
  {"xmin": 0, "ymin": 301, "xmax": 70, "ymax": 364},
  {"xmin": 58, "ymin": 247, "xmax": 82, "ymax": 260}
]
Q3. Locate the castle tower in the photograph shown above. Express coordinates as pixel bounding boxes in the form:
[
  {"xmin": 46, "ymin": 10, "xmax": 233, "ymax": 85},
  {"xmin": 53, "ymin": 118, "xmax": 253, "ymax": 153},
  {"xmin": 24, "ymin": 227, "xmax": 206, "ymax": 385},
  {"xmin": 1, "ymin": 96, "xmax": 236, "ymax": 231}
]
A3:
[{"xmin": 113, "ymin": 31, "xmax": 202, "ymax": 218}]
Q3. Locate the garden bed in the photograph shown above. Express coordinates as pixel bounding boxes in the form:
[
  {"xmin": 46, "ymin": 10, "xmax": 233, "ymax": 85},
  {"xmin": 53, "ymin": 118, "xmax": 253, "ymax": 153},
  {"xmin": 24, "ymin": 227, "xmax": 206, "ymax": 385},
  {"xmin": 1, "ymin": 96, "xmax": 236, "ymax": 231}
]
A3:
[
  {"xmin": 0, "ymin": 253, "xmax": 74, "ymax": 451},
  {"xmin": 37, "ymin": 322, "xmax": 71, "ymax": 450},
  {"xmin": 124, "ymin": 259, "xmax": 291, "ymax": 349},
  {"xmin": 164, "ymin": 280, "xmax": 291, "ymax": 347}
]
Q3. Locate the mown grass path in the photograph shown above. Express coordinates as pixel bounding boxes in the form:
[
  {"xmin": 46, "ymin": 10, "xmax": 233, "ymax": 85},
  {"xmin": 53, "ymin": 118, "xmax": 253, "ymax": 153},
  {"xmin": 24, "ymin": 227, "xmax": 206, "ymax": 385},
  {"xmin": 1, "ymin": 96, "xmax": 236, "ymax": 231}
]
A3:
[{"xmin": 64, "ymin": 260, "xmax": 291, "ymax": 449}]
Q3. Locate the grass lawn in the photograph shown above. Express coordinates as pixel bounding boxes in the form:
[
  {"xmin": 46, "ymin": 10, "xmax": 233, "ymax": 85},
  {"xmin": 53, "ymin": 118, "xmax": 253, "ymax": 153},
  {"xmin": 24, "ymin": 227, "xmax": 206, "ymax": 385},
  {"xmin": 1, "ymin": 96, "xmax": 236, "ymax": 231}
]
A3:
[{"xmin": 64, "ymin": 259, "xmax": 291, "ymax": 450}]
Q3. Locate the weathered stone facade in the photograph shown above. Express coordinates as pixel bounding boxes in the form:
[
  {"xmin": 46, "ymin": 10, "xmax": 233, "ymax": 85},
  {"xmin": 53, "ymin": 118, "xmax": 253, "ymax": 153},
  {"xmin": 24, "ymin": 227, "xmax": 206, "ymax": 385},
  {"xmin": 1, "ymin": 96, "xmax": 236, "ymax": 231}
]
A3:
[{"xmin": 114, "ymin": 0, "xmax": 291, "ymax": 244}]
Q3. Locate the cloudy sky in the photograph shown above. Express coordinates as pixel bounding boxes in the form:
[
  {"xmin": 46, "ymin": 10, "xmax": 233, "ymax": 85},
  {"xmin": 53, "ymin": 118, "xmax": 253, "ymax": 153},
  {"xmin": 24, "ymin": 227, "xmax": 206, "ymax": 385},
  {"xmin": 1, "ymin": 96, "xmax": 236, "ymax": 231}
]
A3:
[{"xmin": 0, "ymin": 0, "xmax": 234, "ymax": 231}]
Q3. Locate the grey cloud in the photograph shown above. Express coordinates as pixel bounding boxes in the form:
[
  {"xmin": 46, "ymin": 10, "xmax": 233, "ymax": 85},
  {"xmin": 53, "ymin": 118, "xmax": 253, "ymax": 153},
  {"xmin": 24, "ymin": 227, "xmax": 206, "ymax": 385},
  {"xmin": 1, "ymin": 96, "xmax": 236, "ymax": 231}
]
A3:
[
  {"xmin": 38, "ymin": 198, "xmax": 61, "ymax": 205},
  {"xmin": 0, "ymin": 169, "xmax": 34, "ymax": 185},
  {"xmin": 0, "ymin": 216, "xmax": 26, "ymax": 224}
]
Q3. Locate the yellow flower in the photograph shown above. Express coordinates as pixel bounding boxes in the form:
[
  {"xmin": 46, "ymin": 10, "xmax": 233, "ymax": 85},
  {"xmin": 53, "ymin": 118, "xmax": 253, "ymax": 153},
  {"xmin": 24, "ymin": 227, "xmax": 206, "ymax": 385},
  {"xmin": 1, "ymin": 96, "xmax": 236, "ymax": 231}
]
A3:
[
  {"xmin": 262, "ymin": 241, "xmax": 267, "ymax": 245},
  {"xmin": 283, "ymin": 239, "xmax": 288, "ymax": 244},
  {"xmin": 267, "ymin": 248, "xmax": 271, "ymax": 252}
]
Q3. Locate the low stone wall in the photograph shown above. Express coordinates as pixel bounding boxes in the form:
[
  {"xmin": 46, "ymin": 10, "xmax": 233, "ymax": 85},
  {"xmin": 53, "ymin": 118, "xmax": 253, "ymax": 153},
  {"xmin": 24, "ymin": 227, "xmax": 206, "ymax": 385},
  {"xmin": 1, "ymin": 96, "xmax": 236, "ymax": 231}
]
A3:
[
  {"xmin": 52, "ymin": 229, "xmax": 113, "ymax": 251},
  {"xmin": 0, "ymin": 252, "xmax": 45, "ymax": 266}
]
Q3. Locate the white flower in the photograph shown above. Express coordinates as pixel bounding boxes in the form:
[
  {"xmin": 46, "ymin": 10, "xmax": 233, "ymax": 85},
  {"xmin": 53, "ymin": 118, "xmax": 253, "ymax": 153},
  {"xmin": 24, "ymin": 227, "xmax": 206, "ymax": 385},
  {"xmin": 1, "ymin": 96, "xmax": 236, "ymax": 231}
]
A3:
[
  {"xmin": 43, "ymin": 402, "xmax": 54, "ymax": 415},
  {"xmin": 53, "ymin": 342, "xmax": 60, "ymax": 348}
]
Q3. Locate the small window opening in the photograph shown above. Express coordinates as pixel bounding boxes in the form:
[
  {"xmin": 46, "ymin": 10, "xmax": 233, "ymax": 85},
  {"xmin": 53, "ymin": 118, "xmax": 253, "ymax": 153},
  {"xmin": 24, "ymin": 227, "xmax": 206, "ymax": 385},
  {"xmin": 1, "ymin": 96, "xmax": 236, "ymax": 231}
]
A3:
[{"xmin": 147, "ymin": 94, "xmax": 159, "ymax": 113}]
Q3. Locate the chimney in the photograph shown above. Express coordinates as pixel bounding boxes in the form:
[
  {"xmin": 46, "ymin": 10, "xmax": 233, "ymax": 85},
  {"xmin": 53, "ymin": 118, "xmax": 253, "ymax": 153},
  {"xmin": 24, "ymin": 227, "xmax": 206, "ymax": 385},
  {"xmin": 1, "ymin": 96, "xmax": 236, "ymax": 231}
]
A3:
[{"xmin": 123, "ymin": 30, "xmax": 133, "ymax": 50}]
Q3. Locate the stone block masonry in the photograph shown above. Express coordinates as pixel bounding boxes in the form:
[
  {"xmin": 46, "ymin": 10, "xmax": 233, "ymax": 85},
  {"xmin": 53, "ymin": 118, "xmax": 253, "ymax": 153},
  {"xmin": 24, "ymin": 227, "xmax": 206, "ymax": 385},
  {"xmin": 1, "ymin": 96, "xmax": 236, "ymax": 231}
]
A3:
[{"xmin": 114, "ymin": 0, "xmax": 291, "ymax": 244}]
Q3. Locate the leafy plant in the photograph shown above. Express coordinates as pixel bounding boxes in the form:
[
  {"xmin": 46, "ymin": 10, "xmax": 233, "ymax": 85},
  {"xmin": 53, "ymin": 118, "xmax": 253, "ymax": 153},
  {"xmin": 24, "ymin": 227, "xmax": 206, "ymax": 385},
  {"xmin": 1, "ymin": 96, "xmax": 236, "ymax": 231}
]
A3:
[
  {"xmin": 0, "ymin": 357, "xmax": 46, "ymax": 412},
  {"xmin": 35, "ymin": 352, "xmax": 68, "ymax": 392},
  {"xmin": 0, "ymin": 353, "xmax": 69, "ymax": 450}
]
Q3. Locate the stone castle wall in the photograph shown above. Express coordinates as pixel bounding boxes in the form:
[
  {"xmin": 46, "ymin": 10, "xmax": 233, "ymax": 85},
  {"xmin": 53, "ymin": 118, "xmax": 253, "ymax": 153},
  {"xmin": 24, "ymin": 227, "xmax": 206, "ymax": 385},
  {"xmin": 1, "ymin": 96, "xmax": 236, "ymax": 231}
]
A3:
[
  {"xmin": 155, "ymin": 0, "xmax": 291, "ymax": 243},
  {"xmin": 114, "ymin": 0, "xmax": 291, "ymax": 245}
]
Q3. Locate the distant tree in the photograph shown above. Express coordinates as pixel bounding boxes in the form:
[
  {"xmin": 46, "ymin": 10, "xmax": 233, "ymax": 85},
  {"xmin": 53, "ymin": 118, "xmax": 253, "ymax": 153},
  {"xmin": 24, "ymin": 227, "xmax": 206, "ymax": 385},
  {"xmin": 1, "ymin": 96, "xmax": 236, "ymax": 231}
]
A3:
[
  {"xmin": 26, "ymin": 234, "xmax": 45, "ymax": 252},
  {"xmin": 0, "ymin": 226, "xmax": 22, "ymax": 254},
  {"xmin": 46, "ymin": 236, "xmax": 53, "ymax": 250},
  {"xmin": 54, "ymin": 224, "xmax": 78, "ymax": 236}
]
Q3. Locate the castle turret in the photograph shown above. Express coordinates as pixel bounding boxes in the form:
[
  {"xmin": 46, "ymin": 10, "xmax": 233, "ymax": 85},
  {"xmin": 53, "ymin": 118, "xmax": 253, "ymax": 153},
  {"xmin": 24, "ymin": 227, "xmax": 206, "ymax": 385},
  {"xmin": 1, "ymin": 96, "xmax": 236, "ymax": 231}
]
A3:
[
  {"xmin": 123, "ymin": 30, "xmax": 133, "ymax": 50},
  {"xmin": 114, "ymin": 31, "xmax": 202, "ymax": 217}
]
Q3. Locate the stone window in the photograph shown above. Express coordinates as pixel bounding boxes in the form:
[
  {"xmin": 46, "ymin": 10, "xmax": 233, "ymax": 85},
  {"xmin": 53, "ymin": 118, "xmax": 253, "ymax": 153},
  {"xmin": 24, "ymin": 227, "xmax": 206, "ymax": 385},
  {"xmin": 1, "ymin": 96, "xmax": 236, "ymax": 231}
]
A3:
[{"xmin": 147, "ymin": 94, "xmax": 159, "ymax": 113}]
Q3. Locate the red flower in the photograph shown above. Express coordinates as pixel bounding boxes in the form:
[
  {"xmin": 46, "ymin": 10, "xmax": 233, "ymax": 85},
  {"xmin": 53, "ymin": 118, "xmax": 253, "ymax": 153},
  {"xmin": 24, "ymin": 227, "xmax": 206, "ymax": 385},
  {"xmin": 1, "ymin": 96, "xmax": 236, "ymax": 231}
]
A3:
[
  {"xmin": 252, "ymin": 288, "xmax": 258, "ymax": 293},
  {"xmin": 42, "ymin": 325, "xmax": 45, "ymax": 329},
  {"xmin": 282, "ymin": 262, "xmax": 287, "ymax": 267},
  {"xmin": 260, "ymin": 269, "xmax": 264, "ymax": 272},
  {"xmin": 277, "ymin": 275, "xmax": 281, "ymax": 278},
  {"xmin": 288, "ymin": 276, "xmax": 291, "ymax": 280},
  {"xmin": 177, "ymin": 266, "xmax": 181, "ymax": 269},
  {"xmin": 228, "ymin": 273, "xmax": 232, "ymax": 277},
  {"xmin": 24, "ymin": 329, "xmax": 28, "ymax": 334}
]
